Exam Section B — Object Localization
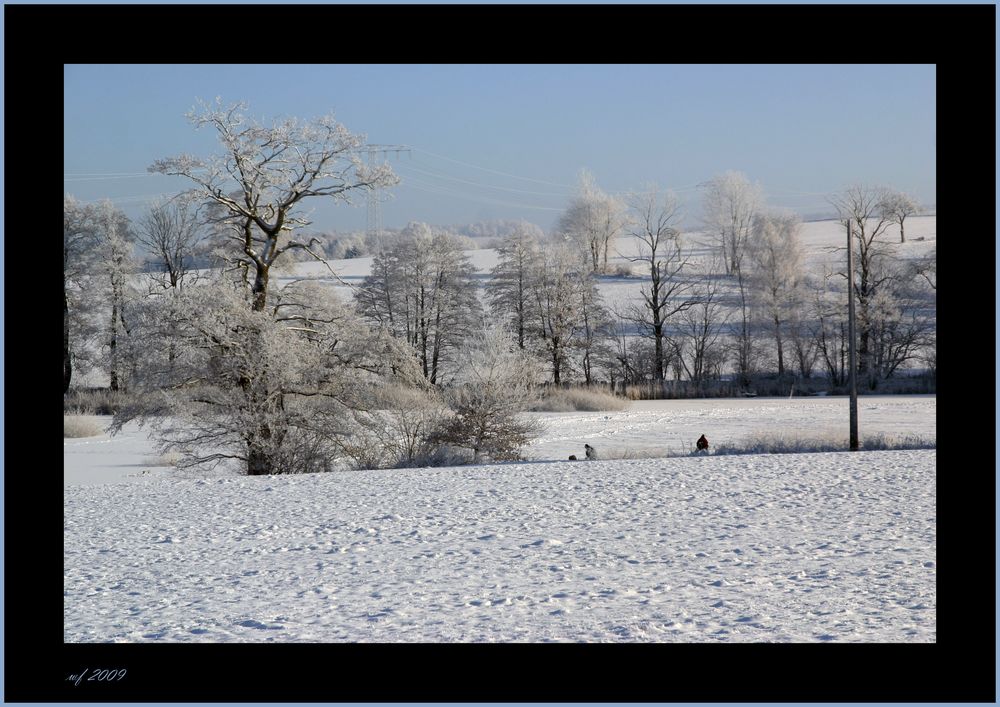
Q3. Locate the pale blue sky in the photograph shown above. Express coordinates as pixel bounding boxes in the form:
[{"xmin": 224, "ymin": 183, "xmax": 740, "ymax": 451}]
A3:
[{"xmin": 64, "ymin": 64, "xmax": 935, "ymax": 233}]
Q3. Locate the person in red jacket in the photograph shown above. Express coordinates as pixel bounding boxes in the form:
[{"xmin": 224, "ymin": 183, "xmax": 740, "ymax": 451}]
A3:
[{"xmin": 696, "ymin": 434, "xmax": 709, "ymax": 452}]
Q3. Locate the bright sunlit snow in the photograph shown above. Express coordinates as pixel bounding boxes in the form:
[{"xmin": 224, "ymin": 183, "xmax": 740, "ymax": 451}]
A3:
[{"xmin": 64, "ymin": 397, "xmax": 935, "ymax": 642}]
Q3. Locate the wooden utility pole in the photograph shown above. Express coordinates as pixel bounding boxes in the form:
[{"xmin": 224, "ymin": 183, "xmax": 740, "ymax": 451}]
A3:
[{"xmin": 847, "ymin": 220, "xmax": 859, "ymax": 450}]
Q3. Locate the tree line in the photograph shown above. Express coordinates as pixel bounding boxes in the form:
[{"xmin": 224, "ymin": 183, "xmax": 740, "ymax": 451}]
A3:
[{"xmin": 64, "ymin": 100, "xmax": 935, "ymax": 476}]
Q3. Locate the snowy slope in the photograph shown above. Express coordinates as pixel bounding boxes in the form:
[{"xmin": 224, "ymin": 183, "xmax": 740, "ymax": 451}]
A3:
[
  {"xmin": 64, "ymin": 396, "xmax": 936, "ymax": 487},
  {"xmin": 64, "ymin": 449, "xmax": 935, "ymax": 643}
]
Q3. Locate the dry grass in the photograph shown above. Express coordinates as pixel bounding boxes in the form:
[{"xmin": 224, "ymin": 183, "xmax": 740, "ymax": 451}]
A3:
[
  {"xmin": 529, "ymin": 387, "xmax": 629, "ymax": 412},
  {"xmin": 64, "ymin": 416, "xmax": 106, "ymax": 438}
]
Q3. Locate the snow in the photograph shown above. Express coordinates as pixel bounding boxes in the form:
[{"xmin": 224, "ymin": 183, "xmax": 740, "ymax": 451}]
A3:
[{"xmin": 64, "ymin": 397, "xmax": 935, "ymax": 642}]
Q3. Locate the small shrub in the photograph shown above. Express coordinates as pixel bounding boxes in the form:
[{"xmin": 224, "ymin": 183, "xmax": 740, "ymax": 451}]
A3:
[
  {"xmin": 64, "ymin": 388, "xmax": 128, "ymax": 415},
  {"xmin": 141, "ymin": 453, "xmax": 183, "ymax": 467},
  {"xmin": 530, "ymin": 387, "xmax": 629, "ymax": 412},
  {"xmin": 64, "ymin": 416, "xmax": 106, "ymax": 438}
]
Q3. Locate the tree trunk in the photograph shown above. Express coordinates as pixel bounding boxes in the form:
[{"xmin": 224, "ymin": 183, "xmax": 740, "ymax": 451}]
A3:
[
  {"xmin": 252, "ymin": 264, "xmax": 269, "ymax": 312},
  {"xmin": 64, "ymin": 290, "xmax": 73, "ymax": 394},
  {"xmin": 247, "ymin": 445, "xmax": 272, "ymax": 475},
  {"xmin": 109, "ymin": 301, "xmax": 120, "ymax": 392},
  {"xmin": 899, "ymin": 220, "xmax": 905, "ymax": 243},
  {"xmin": 774, "ymin": 316, "xmax": 785, "ymax": 377},
  {"xmin": 653, "ymin": 322, "xmax": 664, "ymax": 381}
]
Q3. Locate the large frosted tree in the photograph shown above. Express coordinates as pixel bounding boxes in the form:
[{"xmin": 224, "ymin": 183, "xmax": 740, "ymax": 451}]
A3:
[
  {"xmin": 149, "ymin": 98, "xmax": 397, "ymax": 312},
  {"xmin": 116, "ymin": 100, "xmax": 402, "ymax": 476}
]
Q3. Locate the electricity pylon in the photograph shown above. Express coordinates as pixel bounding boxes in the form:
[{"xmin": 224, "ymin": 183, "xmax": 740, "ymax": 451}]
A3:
[{"xmin": 361, "ymin": 144, "xmax": 409, "ymax": 243}]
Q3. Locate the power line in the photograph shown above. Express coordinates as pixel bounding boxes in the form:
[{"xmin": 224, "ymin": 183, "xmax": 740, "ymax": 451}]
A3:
[
  {"xmin": 411, "ymin": 146, "xmax": 576, "ymax": 189},
  {"xmin": 396, "ymin": 161, "xmax": 573, "ymax": 197},
  {"xmin": 399, "ymin": 176, "xmax": 565, "ymax": 212}
]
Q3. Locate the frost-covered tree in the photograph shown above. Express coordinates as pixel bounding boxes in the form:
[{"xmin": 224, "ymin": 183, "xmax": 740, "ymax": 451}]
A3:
[
  {"xmin": 830, "ymin": 184, "xmax": 898, "ymax": 383},
  {"xmin": 556, "ymin": 170, "xmax": 627, "ymax": 273},
  {"xmin": 115, "ymin": 278, "xmax": 421, "ymax": 475},
  {"xmin": 64, "ymin": 195, "xmax": 99, "ymax": 393},
  {"xmin": 116, "ymin": 100, "xmax": 404, "ymax": 476},
  {"xmin": 432, "ymin": 325, "xmax": 541, "ymax": 463},
  {"xmin": 573, "ymin": 268, "xmax": 615, "ymax": 386},
  {"xmin": 486, "ymin": 221, "xmax": 543, "ymax": 349},
  {"xmin": 149, "ymin": 98, "xmax": 397, "ymax": 312},
  {"xmin": 703, "ymin": 172, "xmax": 763, "ymax": 387},
  {"xmin": 529, "ymin": 242, "xmax": 587, "ymax": 384},
  {"xmin": 356, "ymin": 222, "xmax": 482, "ymax": 384},
  {"xmin": 93, "ymin": 200, "xmax": 138, "ymax": 392},
  {"xmin": 747, "ymin": 210, "xmax": 805, "ymax": 377},
  {"xmin": 702, "ymin": 171, "xmax": 762, "ymax": 276},
  {"xmin": 623, "ymin": 188, "xmax": 697, "ymax": 383},
  {"xmin": 880, "ymin": 189, "xmax": 920, "ymax": 243}
]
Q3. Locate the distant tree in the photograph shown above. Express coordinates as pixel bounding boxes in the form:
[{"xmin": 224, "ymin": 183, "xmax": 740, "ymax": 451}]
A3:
[
  {"xmin": 556, "ymin": 170, "xmax": 627, "ymax": 273},
  {"xmin": 356, "ymin": 222, "xmax": 482, "ymax": 384},
  {"xmin": 702, "ymin": 171, "xmax": 762, "ymax": 276},
  {"xmin": 136, "ymin": 196, "xmax": 206, "ymax": 291},
  {"xmin": 880, "ymin": 190, "xmax": 920, "ymax": 243},
  {"xmin": 911, "ymin": 247, "xmax": 936, "ymax": 290},
  {"xmin": 573, "ymin": 268, "xmax": 614, "ymax": 386},
  {"xmin": 747, "ymin": 210, "xmax": 805, "ymax": 377},
  {"xmin": 63, "ymin": 195, "xmax": 98, "ymax": 393},
  {"xmin": 486, "ymin": 222, "xmax": 543, "ymax": 349},
  {"xmin": 808, "ymin": 266, "xmax": 850, "ymax": 387},
  {"xmin": 703, "ymin": 172, "xmax": 763, "ymax": 388},
  {"xmin": 668, "ymin": 262, "xmax": 729, "ymax": 391},
  {"xmin": 830, "ymin": 184, "xmax": 898, "ymax": 386},
  {"xmin": 623, "ymin": 188, "xmax": 697, "ymax": 383},
  {"xmin": 528, "ymin": 242, "xmax": 586, "ymax": 385},
  {"xmin": 93, "ymin": 200, "xmax": 137, "ymax": 392}
]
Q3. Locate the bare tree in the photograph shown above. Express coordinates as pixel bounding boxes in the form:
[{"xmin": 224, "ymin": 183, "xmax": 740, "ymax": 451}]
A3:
[
  {"xmin": 136, "ymin": 196, "xmax": 206, "ymax": 291},
  {"xmin": 747, "ymin": 210, "xmax": 805, "ymax": 377},
  {"xmin": 830, "ymin": 184, "xmax": 898, "ymax": 385},
  {"xmin": 149, "ymin": 98, "xmax": 397, "ymax": 312},
  {"xmin": 667, "ymin": 258, "xmax": 730, "ymax": 393},
  {"xmin": 556, "ymin": 170, "xmax": 627, "ymax": 273},
  {"xmin": 809, "ymin": 266, "xmax": 850, "ymax": 387},
  {"xmin": 623, "ymin": 188, "xmax": 697, "ymax": 384},
  {"xmin": 702, "ymin": 171, "xmax": 762, "ymax": 276},
  {"xmin": 911, "ymin": 246, "xmax": 936, "ymax": 290},
  {"xmin": 880, "ymin": 190, "xmax": 920, "ymax": 243}
]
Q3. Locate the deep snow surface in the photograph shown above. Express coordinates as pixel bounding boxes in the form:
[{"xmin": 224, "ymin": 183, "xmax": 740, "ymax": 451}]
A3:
[{"xmin": 64, "ymin": 396, "xmax": 936, "ymax": 642}]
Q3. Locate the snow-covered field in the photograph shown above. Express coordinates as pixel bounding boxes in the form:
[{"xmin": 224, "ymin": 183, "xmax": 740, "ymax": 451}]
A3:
[{"xmin": 64, "ymin": 396, "xmax": 935, "ymax": 642}]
